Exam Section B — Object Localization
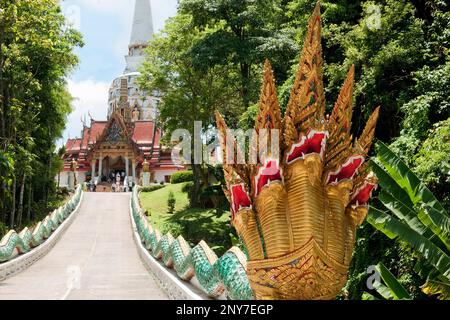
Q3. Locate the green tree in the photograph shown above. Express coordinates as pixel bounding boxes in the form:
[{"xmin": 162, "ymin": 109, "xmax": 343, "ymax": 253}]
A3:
[
  {"xmin": 390, "ymin": 62, "xmax": 450, "ymax": 164},
  {"xmin": 0, "ymin": 0, "xmax": 83, "ymax": 229},
  {"xmin": 179, "ymin": 0, "xmax": 298, "ymax": 108},
  {"xmin": 138, "ymin": 14, "xmax": 242, "ymax": 207},
  {"xmin": 277, "ymin": 0, "xmax": 448, "ymax": 143},
  {"xmin": 413, "ymin": 118, "xmax": 450, "ymax": 209}
]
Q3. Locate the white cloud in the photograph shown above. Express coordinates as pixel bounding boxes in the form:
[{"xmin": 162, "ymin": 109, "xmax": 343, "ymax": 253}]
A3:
[
  {"xmin": 59, "ymin": 79, "xmax": 110, "ymax": 146},
  {"xmin": 79, "ymin": 0, "xmax": 131, "ymax": 15},
  {"xmin": 77, "ymin": 0, "xmax": 133, "ymax": 60}
]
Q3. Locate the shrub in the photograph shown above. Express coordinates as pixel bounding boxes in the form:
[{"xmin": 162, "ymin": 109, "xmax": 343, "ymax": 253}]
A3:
[
  {"xmin": 171, "ymin": 171, "xmax": 193, "ymax": 184},
  {"xmin": 181, "ymin": 181, "xmax": 194, "ymax": 193},
  {"xmin": 57, "ymin": 187, "xmax": 69, "ymax": 196},
  {"xmin": 199, "ymin": 185, "xmax": 228, "ymax": 212},
  {"xmin": 167, "ymin": 191, "xmax": 176, "ymax": 214},
  {"xmin": 140, "ymin": 185, "xmax": 165, "ymax": 193}
]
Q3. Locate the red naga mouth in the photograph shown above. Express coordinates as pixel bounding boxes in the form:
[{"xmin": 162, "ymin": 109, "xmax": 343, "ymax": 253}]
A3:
[
  {"xmin": 254, "ymin": 159, "xmax": 283, "ymax": 197},
  {"xmin": 326, "ymin": 155, "xmax": 365, "ymax": 185},
  {"xmin": 230, "ymin": 183, "xmax": 252, "ymax": 219},
  {"xmin": 350, "ymin": 181, "xmax": 378, "ymax": 207},
  {"xmin": 286, "ymin": 130, "xmax": 328, "ymax": 165}
]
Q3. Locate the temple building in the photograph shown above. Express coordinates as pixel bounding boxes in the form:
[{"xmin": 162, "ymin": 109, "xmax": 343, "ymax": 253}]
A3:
[{"xmin": 59, "ymin": 0, "xmax": 184, "ymax": 189}]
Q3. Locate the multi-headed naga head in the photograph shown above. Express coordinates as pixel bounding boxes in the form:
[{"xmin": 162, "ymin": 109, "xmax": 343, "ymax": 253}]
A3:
[{"xmin": 216, "ymin": 3, "xmax": 380, "ymax": 300}]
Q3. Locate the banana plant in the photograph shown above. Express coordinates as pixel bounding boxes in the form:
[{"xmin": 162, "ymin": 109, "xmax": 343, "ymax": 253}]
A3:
[
  {"xmin": 367, "ymin": 141, "xmax": 450, "ymax": 300},
  {"xmin": 363, "ymin": 262, "xmax": 412, "ymax": 300}
]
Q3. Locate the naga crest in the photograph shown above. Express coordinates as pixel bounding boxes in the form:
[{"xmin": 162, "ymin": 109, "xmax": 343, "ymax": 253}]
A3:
[{"xmin": 216, "ymin": 3, "xmax": 380, "ymax": 300}]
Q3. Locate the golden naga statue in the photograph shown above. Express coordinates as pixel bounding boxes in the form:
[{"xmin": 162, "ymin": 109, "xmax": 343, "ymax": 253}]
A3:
[{"xmin": 216, "ymin": 3, "xmax": 380, "ymax": 300}]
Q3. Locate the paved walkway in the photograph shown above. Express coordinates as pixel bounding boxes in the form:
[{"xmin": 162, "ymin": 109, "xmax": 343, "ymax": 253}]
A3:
[{"xmin": 0, "ymin": 193, "xmax": 168, "ymax": 300}]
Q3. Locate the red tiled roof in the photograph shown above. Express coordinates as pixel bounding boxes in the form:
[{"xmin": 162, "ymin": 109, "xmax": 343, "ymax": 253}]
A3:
[
  {"xmin": 89, "ymin": 121, "xmax": 107, "ymax": 145},
  {"xmin": 132, "ymin": 121, "xmax": 160, "ymax": 145},
  {"xmin": 65, "ymin": 138, "xmax": 82, "ymax": 152},
  {"xmin": 64, "ymin": 139, "xmax": 75, "ymax": 151},
  {"xmin": 81, "ymin": 127, "xmax": 90, "ymax": 149}
]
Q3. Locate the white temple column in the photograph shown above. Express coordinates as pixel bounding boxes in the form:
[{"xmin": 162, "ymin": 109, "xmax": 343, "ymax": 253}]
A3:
[
  {"xmin": 125, "ymin": 157, "xmax": 130, "ymax": 178},
  {"xmin": 132, "ymin": 159, "xmax": 136, "ymax": 182},
  {"xmin": 98, "ymin": 154, "xmax": 103, "ymax": 178},
  {"xmin": 91, "ymin": 160, "xmax": 96, "ymax": 179}
]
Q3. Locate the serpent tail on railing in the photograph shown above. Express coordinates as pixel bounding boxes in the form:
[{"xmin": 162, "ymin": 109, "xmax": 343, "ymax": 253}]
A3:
[
  {"xmin": 131, "ymin": 187, "xmax": 254, "ymax": 300},
  {"xmin": 0, "ymin": 185, "xmax": 83, "ymax": 263}
]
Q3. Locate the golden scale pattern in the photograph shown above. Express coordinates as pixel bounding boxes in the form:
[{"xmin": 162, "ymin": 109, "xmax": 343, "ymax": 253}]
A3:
[{"xmin": 216, "ymin": 2, "xmax": 380, "ymax": 300}]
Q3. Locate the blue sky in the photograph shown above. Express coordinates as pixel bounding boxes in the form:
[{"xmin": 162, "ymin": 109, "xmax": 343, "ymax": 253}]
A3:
[{"xmin": 59, "ymin": 0, "xmax": 178, "ymax": 146}]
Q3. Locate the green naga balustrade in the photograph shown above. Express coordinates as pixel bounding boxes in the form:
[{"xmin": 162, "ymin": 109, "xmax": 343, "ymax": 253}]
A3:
[
  {"xmin": 131, "ymin": 186, "xmax": 254, "ymax": 300},
  {"xmin": 0, "ymin": 185, "xmax": 83, "ymax": 263}
]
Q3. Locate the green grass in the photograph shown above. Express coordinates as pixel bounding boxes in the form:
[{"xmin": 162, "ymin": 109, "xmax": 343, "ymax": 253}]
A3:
[
  {"xmin": 139, "ymin": 183, "xmax": 234, "ymax": 255},
  {"xmin": 139, "ymin": 183, "xmax": 189, "ymax": 229}
]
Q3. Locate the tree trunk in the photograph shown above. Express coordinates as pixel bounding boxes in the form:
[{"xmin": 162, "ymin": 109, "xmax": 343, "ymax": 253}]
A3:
[
  {"xmin": 191, "ymin": 163, "xmax": 203, "ymax": 208},
  {"xmin": 240, "ymin": 62, "xmax": 251, "ymax": 109},
  {"xmin": 0, "ymin": 181, "xmax": 5, "ymax": 223},
  {"xmin": 27, "ymin": 180, "xmax": 32, "ymax": 223},
  {"xmin": 45, "ymin": 152, "xmax": 52, "ymax": 207},
  {"xmin": 9, "ymin": 175, "xmax": 16, "ymax": 228},
  {"xmin": 0, "ymin": 20, "xmax": 5, "ymax": 139},
  {"xmin": 16, "ymin": 172, "xmax": 26, "ymax": 228}
]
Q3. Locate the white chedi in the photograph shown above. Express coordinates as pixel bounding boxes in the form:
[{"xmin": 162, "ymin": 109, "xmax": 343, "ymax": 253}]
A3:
[
  {"xmin": 107, "ymin": 0, "xmax": 159, "ymax": 122},
  {"xmin": 107, "ymin": 73, "xmax": 159, "ymax": 121}
]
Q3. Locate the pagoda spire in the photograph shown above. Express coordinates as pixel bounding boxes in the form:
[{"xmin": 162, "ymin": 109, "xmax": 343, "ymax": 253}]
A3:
[{"xmin": 124, "ymin": 0, "xmax": 154, "ymax": 73}]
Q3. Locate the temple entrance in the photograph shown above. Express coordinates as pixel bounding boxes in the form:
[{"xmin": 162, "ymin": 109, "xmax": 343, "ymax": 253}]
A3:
[
  {"xmin": 107, "ymin": 156, "xmax": 127, "ymax": 184},
  {"xmin": 90, "ymin": 152, "xmax": 139, "ymax": 193},
  {"xmin": 95, "ymin": 156, "xmax": 126, "ymax": 183}
]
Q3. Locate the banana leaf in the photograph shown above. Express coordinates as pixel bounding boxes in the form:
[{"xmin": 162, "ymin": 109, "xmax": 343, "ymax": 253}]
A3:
[
  {"xmin": 370, "ymin": 159, "xmax": 414, "ymax": 209},
  {"xmin": 376, "ymin": 188, "xmax": 446, "ymax": 249},
  {"xmin": 375, "ymin": 142, "xmax": 447, "ymax": 216},
  {"xmin": 368, "ymin": 207, "xmax": 450, "ymax": 280},
  {"xmin": 375, "ymin": 262, "xmax": 411, "ymax": 300},
  {"xmin": 367, "ymin": 207, "xmax": 397, "ymax": 239},
  {"xmin": 373, "ymin": 281, "xmax": 395, "ymax": 300},
  {"xmin": 378, "ymin": 189, "xmax": 431, "ymax": 237},
  {"xmin": 418, "ymin": 205, "xmax": 450, "ymax": 250}
]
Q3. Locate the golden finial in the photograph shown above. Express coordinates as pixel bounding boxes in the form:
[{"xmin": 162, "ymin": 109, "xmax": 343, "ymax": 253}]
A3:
[
  {"xmin": 215, "ymin": 111, "xmax": 251, "ymax": 184},
  {"xmin": 255, "ymin": 60, "xmax": 282, "ymax": 162},
  {"xmin": 324, "ymin": 65, "xmax": 356, "ymax": 172},
  {"xmin": 256, "ymin": 60, "xmax": 282, "ymax": 131},
  {"xmin": 354, "ymin": 106, "xmax": 381, "ymax": 155},
  {"xmin": 283, "ymin": 1, "xmax": 325, "ymax": 149}
]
